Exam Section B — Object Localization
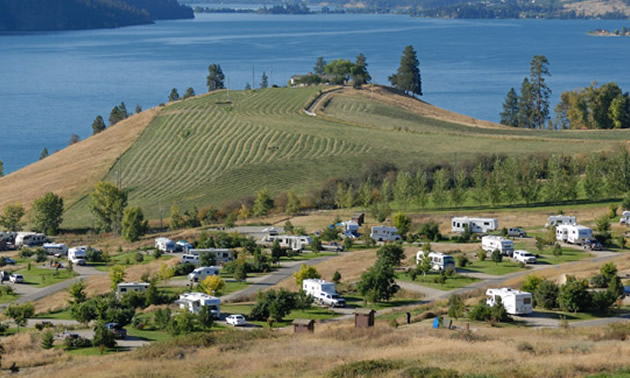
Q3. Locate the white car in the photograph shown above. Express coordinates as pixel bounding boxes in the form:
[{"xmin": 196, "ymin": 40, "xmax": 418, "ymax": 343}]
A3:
[
  {"xmin": 513, "ymin": 250, "xmax": 537, "ymax": 264},
  {"xmin": 9, "ymin": 273, "xmax": 24, "ymax": 283},
  {"xmin": 226, "ymin": 314, "xmax": 247, "ymax": 327}
]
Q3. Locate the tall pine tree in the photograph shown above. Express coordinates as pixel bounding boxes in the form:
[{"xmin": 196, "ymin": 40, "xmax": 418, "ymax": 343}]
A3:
[
  {"xmin": 207, "ymin": 64, "xmax": 225, "ymax": 92},
  {"xmin": 529, "ymin": 55, "xmax": 552, "ymax": 129},
  {"xmin": 500, "ymin": 88, "xmax": 519, "ymax": 127},
  {"xmin": 389, "ymin": 45, "xmax": 422, "ymax": 96}
]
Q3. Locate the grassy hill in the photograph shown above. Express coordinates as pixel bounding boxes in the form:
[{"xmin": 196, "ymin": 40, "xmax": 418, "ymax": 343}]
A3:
[{"xmin": 2, "ymin": 85, "xmax": 630, "ymax": 228}]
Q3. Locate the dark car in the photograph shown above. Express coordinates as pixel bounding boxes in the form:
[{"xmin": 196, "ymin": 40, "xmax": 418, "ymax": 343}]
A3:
[
  {"xmin": 583, "ymin": 239, "xmax": 602, "ymax": 251},
  {"xmin": 105, "ymin": 323, "xmax": 127, "ymax": 339}
]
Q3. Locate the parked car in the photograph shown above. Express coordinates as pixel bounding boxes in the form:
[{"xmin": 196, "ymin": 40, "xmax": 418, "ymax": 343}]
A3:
[
  {"xmin": 322, "ymin": 242, "xmax": 344, "ymax": 252},
  {"xmin": 226, "ymin": 314, "xmax": 247, "ymax": 327},
  {"xmin": 9, "ymin": 273, "xmax": 24, "ymax": 283},
  {"xmin": 507, "ymin": 228, "xmax": 527, "ymax": 238},
  {"xmin": 513, "ymin": 250, "xmax": 537, "ymax": 264},
  {"xmin": 1, "ymin": 257, "xmax": 16, "ymax": 265},
  {"xmin": 105, "ymin": 323, "xmax": 127, "ymax": 339},
  {"xmin": 583, "ymin": 239, "xmax": 603, "ymax": 251}
]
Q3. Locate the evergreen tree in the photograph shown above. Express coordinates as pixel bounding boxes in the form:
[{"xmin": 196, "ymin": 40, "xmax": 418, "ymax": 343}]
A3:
[
  {"xmin": 389, "ymin": 45, "xmax": 422, "ymax": 96},
  {"xmin": 431, "ymin": 169, "xmax": 448, "ymax": 208},
  {"xmin": 92, "ymin": 115, "xmax": 106, "ymax": 135},
  {"xmin": 135, "ymin": 105, "xmax": 142, "ymax": 114},
  {"xmin": 529, "ymin": 55, "xmax": 552, "ymax": 129},
  {"xmin": 244, "ymin": 83, "xmax": 251, "ymax": 90},
  {"xmin": 119, "ymin": 102, "xmax": 128, "ymax": 118},
  {"xmin": 351, "ymin": 53, "xmax": 371, "ymax": 88},
  {"xmin": 500, "ymin": 88, "xmax": 519, "ymax": 127},
  {"xmin": 260, "ymin": 72, "xmax": 268, "ymax": 89},
  {"xmin": 313, "ymin": 56, "xmax": 326, "ymax": 76},
  {"xmin": 109, "ymin": 105, "xmax": 124, "ymax": 126},
  {"xmin": 518, "ymin": 78, "xmax": 534, "ymax": 128},
  {"xmin": 183, "ymin": 87, "xmax": 196, "ymax": 99},
  {"xmin": 207, "ymin": 64, "xmax": 225, "ymax": 92},
  {"xmin": 68, "ymin": 133, "xmax": 80, "ymax": 145},
  {"xmin": 0, "ymin": 159, "xmax": 3, "ymax": 177},
  {"xmin": 169, "ymin": 88, "xmax": 180, "ymax": 102},
  {"xmin": 39, "ymin": 148, "xmax": 48, "ymax": 160}
]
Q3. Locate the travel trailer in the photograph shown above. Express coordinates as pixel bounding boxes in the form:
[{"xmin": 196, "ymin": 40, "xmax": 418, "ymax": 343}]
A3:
[
  {"xmin": 341, "ymin": 221, "xmax": 359, "ymax": 237},
  {"xmin": 370, "ymin": 226, "xmax": 401, "ymax": 242},
  {"xmin": 15, "ymin": 232, "xmax": 47, "ymax": 248},
  {"xmin": 556, "ymin": 224, "xmax": 592, "ymax": 245},
  {"xmin": 415, "ymin": 251, "xmax": 456, "ymax": 271},
  {"xmin": 188, "ymin": 248, "xmax": 233, "ymax": 264},
  {"xmin": 68, "ymin": 246, "xmax": 87, "ymax": 265},
  {"xmin": 176, "ymin": 292, "xmax": 221, "ymax": 318},
  {"xmin": 486, "ymin": 288, "xmax": 533, "ymax": 315},
  {"xmin": 481, "ymin": 235, "xmax": 514, "ymax": 256},
  {"xmin": 42, "ymin": 243, "xmax": 68, "ymax": 256},
  {"xmin": 545, "ymin": 215, "xmax": 577, "ymax": 228},
  {"xmin": 260, "ymin": 235, "xmax": 312, "ymax": 252},
  {"xmin": 116, "ymin": 282, "xmax": 150, "ymax": 298},
  {"xmin": 621, "ymin": 211, "xmax": 630, "ymax": 225},
  {"xmin": 188, "ymin": 266, "xmax": 220, "ymax": 282},
  {"xmin": 302, "ymin": 279, "xmax": 346, "ymax": 307},
  {"xmin": 451, "ymin": 217, "xmax": 498, "ymax": 234},
  {"xmin": 155, "ymin": 238, "xmax": 176, "ymax": 253}
]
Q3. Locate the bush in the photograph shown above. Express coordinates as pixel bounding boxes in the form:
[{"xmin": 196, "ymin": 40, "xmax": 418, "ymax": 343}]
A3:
[
  {"xmin": 173, "ymin": 263, "xmax": 196, "ymax": 276},
  {"xmin": 64, "ymin": 335, "xmax": 92, "ymax": 350},
  {"xmin": 328, "ymin": 359, "xmax": 404, "ymax": 378},
  {"xmin": 86, "ymin": 248, "xmax": 105, "ymax": 262},
  {"xmin": 534, "ymin": 280, "xmax": 559, "ymax": 310},
  {"xmin": 40, "ymin": 331, "xmax": 55, "ymax": 349},
  {"xmin": 19, "ymin": 248, "xmax": 34, "ymax": 258},
  {"xmin": 400, "ymin": 366, "xmax": 460, "ymax": 378},
  {"xmin": 517, "ymin": 342, "xmax": 536, "ymax": 354},
  {"xmin": 590, "ymin": 274, "xmax": 608, "ymax": 288},
  {"xmin": 476, "ymin": 250, "xmax": 486, "ymax": 261},
  {"xmin": 456, "ymin": 255, "xmax": 470, "ymax": 268},
  {"xmin": 34, "ymin": 248, "xmax": 48, "ymax": 262},
  {"xmin": 134, "ymin": 252, "xmax": 144, "ymax": 263},
  {"xmin": 419, "ymin": 221, "xmax": 442, "ymax": 242}
]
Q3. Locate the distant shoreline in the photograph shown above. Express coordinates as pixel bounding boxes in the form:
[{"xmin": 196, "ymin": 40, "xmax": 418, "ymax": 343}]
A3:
[{"xmin": 588, "ymin": 28, "xmax": 630, "ymax": 37}]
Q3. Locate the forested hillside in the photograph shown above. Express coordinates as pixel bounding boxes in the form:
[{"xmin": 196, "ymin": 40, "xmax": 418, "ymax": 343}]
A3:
[{"xmin": 0, "ymin": 0, "xmax": 193, "ymax": 31}]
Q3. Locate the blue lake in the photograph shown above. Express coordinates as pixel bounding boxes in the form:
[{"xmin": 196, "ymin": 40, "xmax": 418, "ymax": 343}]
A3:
[{"xmin": 1, "ymin": 13, "xmax": 629, "ymax": 173}]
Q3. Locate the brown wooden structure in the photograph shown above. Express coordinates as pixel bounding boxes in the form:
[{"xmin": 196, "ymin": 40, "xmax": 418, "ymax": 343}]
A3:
[
  {"xmin": 293, "ymin": 318, "xmax": 315, "ymax": 333},
  {"xmin": 354, "ymin": 309, "xmax": 375, "ymax": 328}
]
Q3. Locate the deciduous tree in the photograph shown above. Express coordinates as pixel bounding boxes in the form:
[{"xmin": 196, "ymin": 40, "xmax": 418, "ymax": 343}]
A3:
[
  {"xmin": 121, "ymin": 207, "xmax": 148, "ymax": 242},
  {"xmin": 89, "ymin": 181, "xmax": 127, "ymax": 234},
  {"xmin": 293, "ymin": 264, "xmax": 320, "ymax": 287},
  {"xmin": 31, "ymin": 192, "xmax": 64, "ymax": 235},
  {"xmin": 0, "ymin": 202, "xmax": 25, "ymax": 231}
]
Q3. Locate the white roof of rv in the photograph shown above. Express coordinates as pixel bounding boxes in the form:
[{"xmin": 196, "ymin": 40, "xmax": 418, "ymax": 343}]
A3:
[
  {"xmin": 43, "ymin": 243, "xmax": 66, "ymax": 247},
  {"xmin": 452, "ymin": 216, "xmax": 497, "ymax": 221},
  {"xmin": 118, "ymin": 282, "xmax": 150, "ymax": 288},
  {"xmin": 303, "ymin": 278, "xmax": 331, "ymax": 285},
  {"xmin": 193, "ymin": 266, "xmax": 219, "ymax": 272},
  {"xmin": 486, "ymin": 288, "xmax": 531, "ymax": 296},
  {"xmin": 179, "ymin": 292, "xmax": 220, "ymax": 302}
]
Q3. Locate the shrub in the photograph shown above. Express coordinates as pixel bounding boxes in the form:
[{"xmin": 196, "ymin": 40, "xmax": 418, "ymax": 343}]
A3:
[
  {"xmin": 476, "ymin": 250, "xmax": 486, "ymax": 261},
  {"xmin": 517, "ymin": 342, "xmax": 536, "ymax": 354},
  {"xmin": 64, "ymin": 335, "xmax": 92, "ymax": 350},
  {"xmin": 456, "ymin": 255, "xmax": 470, "ymax": 268},
  {"xmin": 86, "ymin": 248, "xmax": 105, "ymax": 262},
  {"xmin": 19, "ymin": 248, "xmax": 34, "ymax": 258},
  {"xmin": 534, "ymin": 280, "xmax": 559, "ymax": 310},
  {"xmin": 134, "ymin": 252, "xmax": 144, "ymax": 263},
  {"xmin": 40, "ymin": 331, "xmax": 55, "ymax": 349},
  {"xmin": 173, "ymin": 263, "xmax": 196, "ymax": 276},
  {"xmin": 328, "ymin": 359, "xmax": 404, "ymax": 378},
  {"xmin": 448, "ymin": 330, "xmax": 488, "ymax": 343},
  {"xmin": 400, "ymin": 366, "xmax": 460, "ymax": 378},
  {"xmin": 590, "ymin": 274, "xmax": 608, "ymax": 288}
]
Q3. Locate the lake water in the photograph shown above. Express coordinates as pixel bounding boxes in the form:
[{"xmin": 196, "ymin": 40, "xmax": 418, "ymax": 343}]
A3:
[{"xmin": 1, "ymin": 13, "xmax": 629, "ymax": 173}]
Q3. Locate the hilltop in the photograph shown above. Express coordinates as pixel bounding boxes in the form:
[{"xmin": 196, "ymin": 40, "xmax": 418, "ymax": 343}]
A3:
[{"xmin": 1, "ymin": 85, "xmax": 629, "ymax": 228}]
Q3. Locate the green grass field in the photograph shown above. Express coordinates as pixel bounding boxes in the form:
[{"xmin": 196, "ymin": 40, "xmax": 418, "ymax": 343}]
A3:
[
  {"xmin": 396, "ymin": 271, "xmax": 480, "ymax": 290},
  {"xmin": 459, "ymin": 259, "xmax": 525, "ymax": 276},
  {"xmin": 61, "ymin": 86, "xmax": 629, "ymax": 226},
  {"xmin": 13, "ymin": 267, "xmax": 78, "ymax": 287}
]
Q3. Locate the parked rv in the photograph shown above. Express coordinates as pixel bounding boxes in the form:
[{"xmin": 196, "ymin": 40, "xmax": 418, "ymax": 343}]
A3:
[
  {"xmin": 43, "ymin": 243, "xmax": 68, "ymax": 257},
  {"xmin": 513, "ymin": 250, "xmax": 537, "ymax": 264},
  {"xmin": 481, "ymin": 235, "xmax": 514, "ymax": 256},
  {"xmin": 370, "ymin": 226, "xmax": 401, "ymax": 242},
  {"xmin": 341, "ymin": 221, "xmax": 359, "ymax": 238},
  {"xmin": 155, "ymin": 238, "xmax": 176, "ymax": 253},
  {"xmin": 188, "ymin": 266, "xmax": 220, "ymax": 282},
  {"xmin": 451, "ymin": 217, "xmax": 498, "ymax": 234},
  {"xmin": 486, "ymin": 288, "xmax": 533, "ymax": 315},
  {"xmin": 415, "ymin": 251, "xmax": 456, "ymax": 271},
  {"xmin": 68, "ymin": 246, "xmax": 87, "ymax": 265},
  {"xmin": 188, "ymin": 248, "xmax": 233, "ymax": 264},
  {"xmin": 15, "ymin": 232, "xmax": 47, "ymax": 248},
  {"xmin": 507, "ymin": 228, "xmax": 527, "ymax": 238},
  {"xmin": 302, "ymin": 279, "xmax": 345, "ymax": 307},
  {"xmin": 545, "ymin": 215, "xmax": 577, "ymax": 228},
  {"xmin": 176, "ymin": 292, "xmax": 221, "ymax": 318},
  {"xmin": 116, "ymin": 282, "xmax": 150, "ymax": 298},
  {"xmin": 556, "ymin": 224, "xmax": 592, "ymax": 245},
  {"xmin": 621, "ymin": 211, "xmax": 630, "ymax": 225}
]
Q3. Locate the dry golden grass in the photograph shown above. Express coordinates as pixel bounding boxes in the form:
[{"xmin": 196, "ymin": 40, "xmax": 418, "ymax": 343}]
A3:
[
  {"xmin": 1, "ymin": 332, "xmax": 67, "ymax": 369},
  {"xmin": 0, "ymin": 108, "xmax": 157, "ymax": 214}
]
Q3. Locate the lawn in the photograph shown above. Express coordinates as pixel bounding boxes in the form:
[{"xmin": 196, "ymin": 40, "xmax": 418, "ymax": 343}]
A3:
[
  {"xmin": 343, "ymin": 295, "xmax": 421, "ymax": 311},
  {"xmin": 36, "ymin": 308, "xmax": 73, "ymax": 320},
  {"xmin": 14, "ymin": 266, "xmax": 78, "ymax": 287},
  {"xmin": 396, "ymin": 271, "xmax": 480, "ymax": 290},
  {"xmin": 459, "ymin": 259, "xmax": 526, "ymax": 276},
  {"xmin": 532, "ymin": 308, "xmax": 620, "ymax": 322},
  {"xmin": 220, "ymin": 303, "xmax": 340, "ymax": 328},
  {"xmin": 92, "ymin": 252, "xmax": 174, "ymax": 272},
  {"xmin": 278, "ymin": 252, "xmax": 338, "ymax": 262},
  {"xmin": 126, "ymin": 327, "xmax": 171, "ymax": 342},
  {"xmin": 0, "ymin": 292, "xmax": 19, "ymax": 304}
]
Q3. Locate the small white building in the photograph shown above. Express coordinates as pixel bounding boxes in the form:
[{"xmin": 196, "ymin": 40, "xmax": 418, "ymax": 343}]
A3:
[
  {"xmin": 68, "ymin": 246, "xmax": 87, "ymax": 265},
  {"xmin": 176, "ymin": 292, "xmax": 221, "ymax": 318},
  {"xmin": 302, "ymin": 279, "xmax": 345, "ymax": 307},
  {"xmin": 188, "ymin": 248, "xmax": 233, "ymax": 264},
  {"xmin": 155, "ymin": 237, "xmax": 176, "ymax": 253},
  {"xmin": 116, "ymin": 282, "xmax": 150, "ymax": 298},
  {"xmin": 556, "ymin": 224, "xmax": 592, "ymax": 245},
  {"xmin": 188, "ymin": 266, "xmax": 220, "ymax": 282},
  {"xmin": 486, "ymin": 288, "xmax": 532, "ymax": 315},
  {"xmin": 451, "ymin": 217, "xmax": 498, "ymax": 234},
  {"xmin": 546, "ymin": 215, "xmax": 577, "ymax": 228},
  {"xmin": 415, "ymin": 251, "xmax": 455, "ymax": 271},
  {"xmin": 370, "ymin": 226, "xmax": 401, "ymax": 242},
  {"xmin": 481, "ymin": 235, "xmax": 514, "ymax": 256}
]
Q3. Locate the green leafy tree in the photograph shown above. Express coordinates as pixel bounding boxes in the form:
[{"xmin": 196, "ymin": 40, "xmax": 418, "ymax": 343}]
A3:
[
  {"xmin": 389, "ymin": 45, "xmax": 422, "ymax": 96},
  {"xmin": 534, "ymin": 280, "xmax": 559, "ymax": 309},
  {"xmin": 431, "ymin": 168, "xmax": 448, "ymax": 208},
  {"xmin": 109, "ymin": 265, "xmax": 126, "ymax": 291},
  {"xmin": 293, "ymin": 264, "xmax": 321, "ymax": 287},
  {"xmin": 207, "ymin": 64, "xmax": 225, "ymax": 92},
  {"xmin": 417, "ymin": 244, "xmax": 433, "ymax": 277},
  {"xmin": 5, "ymin": 303, "xmax": 34, "ymax": 332},
  {"xmin": 381, "ymin": 177, "xmax": 393, "ymax": 202},
  {"xmin": 313, "ymin": 56, "xmax": 326, "ymax": 76},
  {"xmin": 583, "ymin": 154, "xmax": 604, "ymax": 200},
  {"xmin": 121, "ymin": 206, "xmax": 149, "ymax": 242},
  {"xmin": 31, "ymin": 192, "xmax": 64, "ymax": 235},
  {"xmin": 394, "ymin": 171, "xmax": 412, "ymax": 208},
  {"xmin": 92, "ymin": 115, "xmax": 106, "ymax": 135},
  {"xmin": 154, "ymin": 308, "xmax": 171, "ymax": 330},
  {"xmin": 357, "ymin": 260, "xmax": 399, "ymax": 303},
  {"xmin": 500, "ymin": 88, "xmax": 520, "ymax": 127},
  {"xmin": 392, "ymin": 213, "xmax": 411, "ymax": 239},
  {"xmin": 552, "ymin": 243, "xmax": 563, "ymax": 259},
  {"xmin": 286, "ymin": 191, "xmax": 301, "ymax": 215},
  {"xmin": 518, "ymin": 159, "xmax": 540, "ymax": 205},
  {"xmin": 470, "ymin": 163, "xmax": 486, "ymax": 205},
  {"xmin": 260, "ymin": 72, "xmax": 269, "ymax": 89},
  {"xmin": 0, "ymin": 202, "xmax": 25, "ymax": 231},
  {"xmin": 448, "ymin": 294, "xmax": 465, "ymax": 319},
  {"xmin": 167, "ymin": 311, "xmax": 196, "ymax": 336},
  {"xmin": 310, "ymin": 236, "xmax": 322, "ymax": 253},
  {"xmin": 324, "ymin": 58, "xmax": 354, "ymax": 84},
  {"xmin": 93, "ymin": 320, "xmax": 116, "ymax": 349},
  {"xmin": 558, "ymin": 277, "xmax": 591, "ymax": 313},
  {"xmin": 183, "ymin": 87, "xmax": 196, "ymax": 99},
  {"xmin": 376, "ymin": 243, "xmax": 405, "ymax": 267},
  {"xmin": 491, "ymin": 249, "xmax": 502, "ymax": 265},
  {"xmin": 71, "ymin": 300, "xmax": 97, "ymax": 326},
  {"xmin": 89, "ymin": 181, "xmax": 127, "ymax": 234},
  {"xmin": 252, "ymin": 188, "xmax": 274, "ymax": 217},
  {"xmin": 332, "ymin": 270, "xmax": 341, "ymax": 284},
  {"xmin": 450, "ymin": 169, "xmax": 468, "ymax": 207},
  {"xmin": 169, "ymin": 88, "xmax": 180, "ymax": 102},
  {"xmin": 413, "ymin": 171, "xmax": 428, "ymax": 209},
  {"xmin": 197, "ymin": 305, "xmax": 214, "ymax": 330},
  {"xmin": 68, "ymin": 280, "xmax": 87, "ymax": 305}
]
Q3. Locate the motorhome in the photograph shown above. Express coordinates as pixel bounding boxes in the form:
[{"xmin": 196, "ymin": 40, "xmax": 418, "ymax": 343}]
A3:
[
  {"xmin": 545, "ymin": 215, "xmax": 577, "ymax": 228},
  {"xmin": 68, "ymin": 246, "xmax": 87, "ymax": 265},
  {"xmin": 188, "ymin": 248, "xmax": 233, "ymax": 264},
  {"xmin": 481, "ymin": 235, "xmax": 514, "ymax": 256},
  {"xmin": 155, "ymin": 238, "xmax": 176, "ymax": 253},
  {"xmin": 180, "ymin": 254, "xmax": 200, "ymax": 265},
  {"xmin": 116, "ymin": 282, "xmax": 150, "ymax": 298},
  {"xmin": 451, "ymin": 217, "xmax": 498, "ymax": 234},
  {"xmin": 188, "ymin": 266, "xmax": 220, "ymax": 282},
  {"xmin": 556, "ymin": 224, "xmax": 592, "ymax": 245},
  {"xmin": 621, "ymin": 211, "xmax": 630, "ymax": 225},
  {"xmin": 370, "ymin": 226, "xmax": 401, "ymax": 242},
  {"xmin": 260, "ymin": 235, "xmax": 312, "ymax": 252},
  {"xmin": 42, "ymin": 243, "xmax": 68, "ymax": 256},
  {"xmin": 302, "ymin": 279, "xmax": 345, "ymax": 307},
  {"xmin": 416, "ymin": 251, "xmax": 456, "ymax": 271},
  {"xmin": 486, "ymin": 288, "xmax": 533, "ymax": 315},
  {"xmin": 341, "ymin": 221, "xmax": 359, "ymax": 237},
  {"xmin": 176, "ymin": 292, "xmax": 221, "ymax": 318},
  {"xmin": 15, "ymin": 232, "xmax": 47, "ymax": 248}
]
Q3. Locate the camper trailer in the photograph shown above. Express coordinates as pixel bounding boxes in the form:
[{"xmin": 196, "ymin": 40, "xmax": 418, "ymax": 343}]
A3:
[
  {"xmin": 188, "ymin": 248, "xmax": 233, "ymax": 264},
  {"xmin": 486, "ymin": 288, "xmax": 533, "ymax": 315},
  {"xmin": 176, "ymin": 292, "xmax": 221, "ymax": 318},
  {"xmin": 481, "ymin": 235, "xmax": 514, "ymax": 256},
  {"xmin": 42, "ymin": 243, "xmax": 68, "ymax": 256},
  {"xmin": 155, "ymin": 238, "xmax": 176, "ymax": 253},
  {"xmin": 302, "ymin": 279, "xmax": 345, "ymax": 307},
  {"xmin": 556, "ymin": 224, "xmax": 592, "ymax": 245},
  {"xmin": 15, "ymin": 232, "xmax": 47, "ymax": 248},
  {"xmin": 116, "ymin": 282, "xmax": 150, "ymax": 298},
  {"xmin": 546, "ymin": 215, "xmax": 577, "ymax": 228},
  {"xmin": 188, "ymin": 266, "xmax": 220, "ymax": 282},
  {"xmin": 370, "ymin": 226, "xmax": 401, "ymax": 242},
  {"xmin": 621, "ymin": 211, "xmax": 630, "ymax": 225},
  {"xmin": 415, "ymin": 251, "xmax": 456, "ymax": 271},
  {"xmin": 68, "ymin": 246, "xmax": 87, "ymax": 265},
  {"xmin": 451, "ymin": 217, "xmax": 498, "ymax": 234},
  {"xmin": 342, "ymin": 221, "xmax": 359, "ymax": 237},
  {"xmin": 260, "ymin": 235, "xmax": 312, "ymax": 252}
]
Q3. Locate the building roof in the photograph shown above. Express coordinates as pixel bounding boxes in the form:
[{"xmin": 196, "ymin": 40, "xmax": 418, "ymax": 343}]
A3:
[
  {"xmin": 354, "ymin": 308, "xmax": 375, "ymax": 315},
  {"xmin": 178, "ymin": 292, "xmax": 220, "ymax": 302},
  {"xmin": 293, "ymin": 318, "xmax": 315, "ymax": 326}
]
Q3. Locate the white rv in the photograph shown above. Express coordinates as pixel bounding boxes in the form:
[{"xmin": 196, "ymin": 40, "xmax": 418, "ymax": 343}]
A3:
[
  {"xmin": 155, "ymin": 237, "xmax": 176, "ymax": 253},
  {"xmin": 116, "ymin": 282, "xmax": 150, "ymax": 298},
  {"xmin": 545, "ymin": 215, "xmax": 577, "ymax": 228},
  {"xmin": 486, "ymin": 288, "xmax": 532, "ymax": 315},
  {"xmin": 176, "ymin": 292, "xmax": 221, "ymax": 318},
  {"xmin": 481, "ymin": 235, "xmax": 514, "ymax": 256},
  {"xmin": 451, "ymin": 217, "xmax": 498, "ymax": 234},
  {"xmin": 180, "ymin": 254, "xmax": 200, "ymax": 265},
  {"xmin": 556, "ymin": 224, "xmax": 592, "ymax": 245},
  {"xmin": 415, "ymin": 251, "xmax": 456, "ymax": 271},
  {"xmin": 188, "ymin": 248, "xmax": 233, "ymax": 264},
  {"xmin": 68, "ymin": 246, "xmax": 87, "ymax": 265},
  {"xmin": 370, "ymin": 226, "xmax": 401, "ymax": 242},
  {"xmin": 302, "ymin": 279, "xmax": 345, "ymax": 307},
  {"xmin": 621, "ymin": 211, "xmax": 630, "ymax": 225},
  {"xmin": 42, "ymin": 243, "xmax": 68, "ymax": 256},
  {"xmin": 342, "ymin": 221, "xmax": 359, "ymax": 237},
  {"xmin": 262, "ymin": 235, "xmax": 313, "ymax": 252},
  {"xmin": 188, "ymin": 266, "xmax": 220, "ymax": 282},
  {"xmin": 15, "ymin": 232, "xmax": 47, "ymax": 248}
]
